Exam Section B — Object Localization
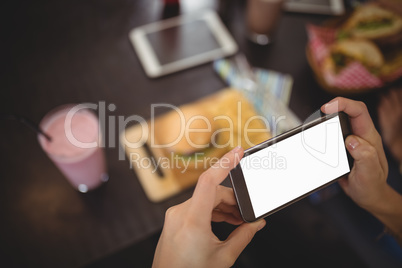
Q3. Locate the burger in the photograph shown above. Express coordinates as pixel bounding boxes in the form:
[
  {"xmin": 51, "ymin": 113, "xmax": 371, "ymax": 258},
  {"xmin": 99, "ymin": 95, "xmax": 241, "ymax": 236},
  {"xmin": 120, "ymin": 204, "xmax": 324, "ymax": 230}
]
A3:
[
  {"xmin": 323, "ymin": 38, "xmax": 384, "ymax": 75},
  {"xmin": 156, "ymin": 105, "xmax": 228, "ymax": 186},
  {"xmin": 341, "ymin": 4, "xmax": 402, "ymax": 46}
]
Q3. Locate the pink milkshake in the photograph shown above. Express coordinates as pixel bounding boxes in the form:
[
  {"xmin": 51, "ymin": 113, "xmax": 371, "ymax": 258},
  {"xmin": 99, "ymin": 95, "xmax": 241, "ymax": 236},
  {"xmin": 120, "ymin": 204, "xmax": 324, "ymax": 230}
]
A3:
[{"xmin": 38, "ymin": 105, "xmax": 108, "ymax": 192}]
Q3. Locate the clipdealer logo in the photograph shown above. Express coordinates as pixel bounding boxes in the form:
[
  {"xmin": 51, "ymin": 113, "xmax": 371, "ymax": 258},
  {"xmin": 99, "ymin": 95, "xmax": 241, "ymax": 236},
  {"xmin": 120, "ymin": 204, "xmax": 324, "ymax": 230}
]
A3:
[{"xmin": 61, "ymin": 101, "xmax": 345, "ymax": 171}]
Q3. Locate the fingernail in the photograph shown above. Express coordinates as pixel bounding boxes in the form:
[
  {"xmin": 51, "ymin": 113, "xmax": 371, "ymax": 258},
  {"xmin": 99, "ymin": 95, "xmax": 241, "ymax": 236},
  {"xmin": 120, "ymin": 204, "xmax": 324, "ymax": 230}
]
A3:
[
  {"xmin": 257, "ymin": 220, "xmax": 266, "ymax": 231},
  {"xmin": 321, "ymin": 103, "xmax": 331, "ymax": 114},
  {"xmin": 348, "ymin": 137, "xmax": 359, "ymax": 150},
  {"xmin": 233, "ymin": 146, "xmax": 242, "ymax": 153},
  {"xmin": 324, "ymin": 102, "xmax": 335, "ymax": 109}
]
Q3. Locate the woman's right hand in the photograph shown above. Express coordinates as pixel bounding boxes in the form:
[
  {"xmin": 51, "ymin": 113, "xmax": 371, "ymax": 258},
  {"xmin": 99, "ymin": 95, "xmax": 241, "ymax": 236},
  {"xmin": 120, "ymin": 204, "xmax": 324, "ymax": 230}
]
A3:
[
  {"xmin": 322, "ymin": 97, "xmax": 389, "ymax": 212},
  {"xmin": 322, "ymin": 97, "xmax": 402, "ymax": 244}
]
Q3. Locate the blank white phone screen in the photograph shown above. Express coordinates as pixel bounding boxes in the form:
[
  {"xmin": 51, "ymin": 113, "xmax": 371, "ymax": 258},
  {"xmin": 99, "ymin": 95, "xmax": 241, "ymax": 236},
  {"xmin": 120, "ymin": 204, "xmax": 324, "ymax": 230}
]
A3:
[{"xmin": 240, "ymin": 116, "xmax": 350, "ymax": 218}]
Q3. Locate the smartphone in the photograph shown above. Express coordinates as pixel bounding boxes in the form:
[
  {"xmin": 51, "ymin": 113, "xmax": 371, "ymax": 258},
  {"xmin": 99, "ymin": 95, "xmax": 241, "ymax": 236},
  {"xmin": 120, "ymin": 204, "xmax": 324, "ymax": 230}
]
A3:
[{"xmin": 229, "ymin": 112, "xmax": 353, "ymax": 222}]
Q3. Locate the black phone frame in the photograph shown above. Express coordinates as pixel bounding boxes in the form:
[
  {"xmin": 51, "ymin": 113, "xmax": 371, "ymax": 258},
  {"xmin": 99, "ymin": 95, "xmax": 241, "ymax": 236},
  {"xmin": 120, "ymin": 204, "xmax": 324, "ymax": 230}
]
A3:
[{"xmin": 229, "ymin": 112, "xmax": 353, "ymax": 222}]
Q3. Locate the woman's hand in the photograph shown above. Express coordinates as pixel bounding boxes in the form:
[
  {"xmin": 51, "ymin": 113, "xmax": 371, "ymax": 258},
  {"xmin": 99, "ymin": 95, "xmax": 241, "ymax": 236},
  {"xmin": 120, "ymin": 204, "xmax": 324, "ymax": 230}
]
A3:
[
  {"xmin": 322, "ymin": 97, "xmax": 402, "ymax": 244},
  {"xmin": 322, "ymin": 97, "xmax": 389, "ymax": 211},
  {"xmin": 152, "ymin": 147, "xmax": 266, "ymax": 268}
]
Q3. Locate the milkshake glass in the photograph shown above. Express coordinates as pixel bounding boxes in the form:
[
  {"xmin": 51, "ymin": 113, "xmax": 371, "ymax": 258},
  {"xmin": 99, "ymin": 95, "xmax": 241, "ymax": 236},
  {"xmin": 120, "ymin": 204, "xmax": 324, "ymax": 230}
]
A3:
[{"xmin": 38, "ymin": 105, "xmax": 108, "ymax": 193}]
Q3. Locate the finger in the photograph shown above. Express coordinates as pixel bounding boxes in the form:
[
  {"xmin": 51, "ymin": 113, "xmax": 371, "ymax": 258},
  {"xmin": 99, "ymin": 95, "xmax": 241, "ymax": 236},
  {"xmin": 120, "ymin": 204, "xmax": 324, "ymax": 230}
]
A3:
[
  {"xmin": 222, "ymin": 220, "xmax": 266, "ymax": 264},
  {"xmin": 213, "ymin": 186, "xmax": 238, "ymax": 207},
  {"xmin": 321, "ymin": 97, "xmax": 387, "ymax": 174},
  {"xmin": 189, "ymin": 147, "xmax": 244, "ymax": 220},
  {"xmin": 214, "ymin": 203, "xmax": 242, "ymax": 219},
  {"xmin": 213, "ymin": 186, "xmax": 242, "ymax": 220},
  {"xmin": 321, "ymin": 97, "xmax": 375, "ymax": 138},
  {"xmin": 346, "ymin": 135, "xmax": 385, "ymax": 176},
  {"xmin": 212, "ymin": 211, "xmax": 243, "ymax": 225},
  {"xmin": 214, "ymin": 204, "xmax": 243, "ymax": 224},
  {"xmin": 203, "ymin": 146, "xmax": 244, "ymax": 185},
  {"xmin": 343, "ymin": 135, "xmax": 387, "ymax": 195}
]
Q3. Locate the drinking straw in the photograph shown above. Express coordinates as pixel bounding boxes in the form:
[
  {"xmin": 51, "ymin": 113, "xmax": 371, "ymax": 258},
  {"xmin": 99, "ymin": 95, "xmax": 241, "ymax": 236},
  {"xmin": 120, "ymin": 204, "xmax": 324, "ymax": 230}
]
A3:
[{"xmin": 1, "ymin": 114, "xmax": 52, "ymax": 142}]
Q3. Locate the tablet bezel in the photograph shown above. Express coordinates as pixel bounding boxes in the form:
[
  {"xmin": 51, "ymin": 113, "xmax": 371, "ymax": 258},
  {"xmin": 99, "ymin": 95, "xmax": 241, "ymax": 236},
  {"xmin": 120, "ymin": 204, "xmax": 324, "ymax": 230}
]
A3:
[{"xmin": 129, "ymin": 10, "xmax": 238, "ymax": 78}]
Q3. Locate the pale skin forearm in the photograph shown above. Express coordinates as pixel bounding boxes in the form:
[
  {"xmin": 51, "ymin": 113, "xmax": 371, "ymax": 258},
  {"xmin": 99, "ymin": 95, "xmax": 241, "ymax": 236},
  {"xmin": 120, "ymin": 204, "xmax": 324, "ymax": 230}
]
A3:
[{"xmin": 367, "ymin": 185, "xmax": 402, "ymax": 245}]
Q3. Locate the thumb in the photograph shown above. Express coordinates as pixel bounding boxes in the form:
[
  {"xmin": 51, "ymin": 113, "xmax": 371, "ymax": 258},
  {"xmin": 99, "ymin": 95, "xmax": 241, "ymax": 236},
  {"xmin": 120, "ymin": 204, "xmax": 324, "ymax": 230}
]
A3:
[
  {"xmin": 343, "ymin": 135, "xmax": 383, "ymax": 192},
  {"xmin": 345, "ymin": 135, "xmax": 381, "ymax": 173},
  {"xmin": 223, "ymin": 220, "xmax": 266, "ymax": 261}
]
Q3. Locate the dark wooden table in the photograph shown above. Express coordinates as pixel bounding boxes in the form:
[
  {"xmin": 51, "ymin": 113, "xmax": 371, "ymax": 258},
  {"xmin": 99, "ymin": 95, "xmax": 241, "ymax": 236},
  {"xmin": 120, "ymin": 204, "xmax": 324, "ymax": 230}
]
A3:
[{"xmin": 1, "ymin": 0, "xmax": 399, "ymax": 267}]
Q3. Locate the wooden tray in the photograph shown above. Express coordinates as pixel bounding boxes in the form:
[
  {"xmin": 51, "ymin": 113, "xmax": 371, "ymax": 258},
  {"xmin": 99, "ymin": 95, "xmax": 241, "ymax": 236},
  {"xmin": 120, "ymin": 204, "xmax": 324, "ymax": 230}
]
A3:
[{"xmin": 120, "ymin": 89, "xmax": 271, "ymax": 202}]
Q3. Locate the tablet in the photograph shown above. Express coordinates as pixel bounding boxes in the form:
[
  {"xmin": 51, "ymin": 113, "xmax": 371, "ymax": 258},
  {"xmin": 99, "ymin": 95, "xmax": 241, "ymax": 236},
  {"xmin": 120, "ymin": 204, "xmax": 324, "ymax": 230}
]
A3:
[
  {"xmin": 129, "ymin": 10, "xmax": 238, "ymax": 78},
  {"xmin": 283, "ymin": 0, "xmax": 344, "ymax": 15}
]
